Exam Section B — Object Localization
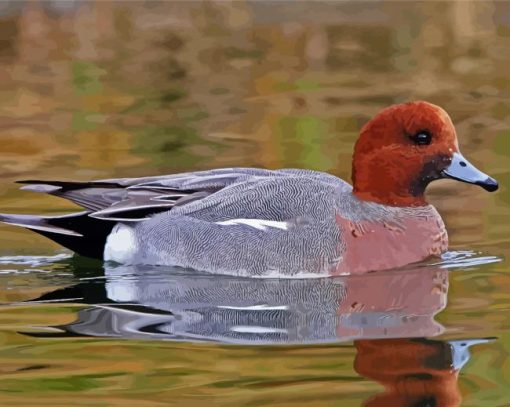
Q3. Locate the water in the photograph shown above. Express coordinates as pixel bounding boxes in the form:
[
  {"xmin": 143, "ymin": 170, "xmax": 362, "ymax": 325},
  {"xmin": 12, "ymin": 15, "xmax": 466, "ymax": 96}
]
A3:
[
  {"xmin": 0, "ymin": 253, "xmax": 508, "ymax": 405},
  {"xmin": 0, "ymin": 2, "xmax": 509, "ymax": 405}
]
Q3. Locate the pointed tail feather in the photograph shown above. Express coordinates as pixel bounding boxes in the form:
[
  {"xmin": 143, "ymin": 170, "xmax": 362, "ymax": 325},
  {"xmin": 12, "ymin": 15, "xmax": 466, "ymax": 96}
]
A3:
[
  {"xmin": 0, "ymin": 213, "xmax": 84, "ymax": 236},
  {"xmin": 16, "ymin": 180, "xmax": 126, "ymax": 212},
  {"xmin": 16, "ymin": 179, "xmax": 120, "ymax": 190},
  {"xmin": 0, "ymin": 212, "xmax": 115, "ymax": 259}
]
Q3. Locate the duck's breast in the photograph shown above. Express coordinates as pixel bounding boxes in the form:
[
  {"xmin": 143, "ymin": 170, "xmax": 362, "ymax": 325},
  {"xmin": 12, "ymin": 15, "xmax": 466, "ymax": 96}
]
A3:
[{"xmin": 334, "ymin": 205, "xmax": 448, "ymax": 274}]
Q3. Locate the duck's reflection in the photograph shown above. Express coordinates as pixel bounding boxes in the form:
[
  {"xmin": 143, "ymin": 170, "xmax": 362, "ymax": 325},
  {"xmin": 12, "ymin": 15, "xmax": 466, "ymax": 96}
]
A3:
[
  {"xmin": 28, "ymin": 264, "xmax": 491, "ymax": 407},
  {"xmin": 355, "ymin": 337, "xmax": 490, "ymax": 407},
  {"xmin": 47, "ymin": 264, "xmax": 449, "ymax": 343}
]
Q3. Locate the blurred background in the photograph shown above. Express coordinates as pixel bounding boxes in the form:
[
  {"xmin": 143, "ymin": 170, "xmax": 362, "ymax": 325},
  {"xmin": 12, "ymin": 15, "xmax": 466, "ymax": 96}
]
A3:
[{"xmin": 0, "ymin": 2, "xmax": 509, "ymax": 406}]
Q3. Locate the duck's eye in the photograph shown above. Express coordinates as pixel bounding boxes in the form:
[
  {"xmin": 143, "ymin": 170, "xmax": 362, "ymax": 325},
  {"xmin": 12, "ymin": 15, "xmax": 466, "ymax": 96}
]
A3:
[{"xmin": 410, "ymin": 131, "xmax": 432, "ymax": 146}]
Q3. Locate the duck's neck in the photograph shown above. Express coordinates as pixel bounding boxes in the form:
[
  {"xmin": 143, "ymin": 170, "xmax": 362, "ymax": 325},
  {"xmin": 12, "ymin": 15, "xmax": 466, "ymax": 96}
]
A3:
[
  {"xmin": 351, "ymin": 161, "xmax": 428, "ymax": 207},
  {"xmin": 352, "ymin": 188, "xmax": 427, "ymax": 207}
]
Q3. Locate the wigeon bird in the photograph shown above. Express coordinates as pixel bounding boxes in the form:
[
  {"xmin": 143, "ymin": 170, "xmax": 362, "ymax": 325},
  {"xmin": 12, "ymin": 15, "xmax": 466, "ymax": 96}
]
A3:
[{"xmin": 0, "ymin": 101, "xmax": 498, "ymax": 276}]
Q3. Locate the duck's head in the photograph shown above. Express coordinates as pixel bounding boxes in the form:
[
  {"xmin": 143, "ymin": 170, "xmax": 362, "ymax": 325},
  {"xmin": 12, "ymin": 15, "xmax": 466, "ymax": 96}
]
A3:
[{"xmin": 352, "ymin": 101, "xmax": 498, "ymax": 207}]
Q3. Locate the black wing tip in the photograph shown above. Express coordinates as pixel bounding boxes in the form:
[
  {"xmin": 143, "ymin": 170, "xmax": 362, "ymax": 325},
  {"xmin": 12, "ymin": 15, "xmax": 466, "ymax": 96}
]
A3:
[
  {"xmin": 16, "ymin": 179, "xmax": 83, "ymax": 184},
  {"xmin": 16, "ymin": 179, "xmax": 48, "ymax": 184}
]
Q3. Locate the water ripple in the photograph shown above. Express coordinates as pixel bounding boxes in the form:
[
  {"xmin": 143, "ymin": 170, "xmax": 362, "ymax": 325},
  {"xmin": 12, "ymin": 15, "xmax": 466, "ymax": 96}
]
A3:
[
  {"xmin": 428, "ymin": 250, "xmax": 502, "ymax": 269},
  {"xmin": 0, "ymin": 254, "xmax": 72, "ymax": 267}
]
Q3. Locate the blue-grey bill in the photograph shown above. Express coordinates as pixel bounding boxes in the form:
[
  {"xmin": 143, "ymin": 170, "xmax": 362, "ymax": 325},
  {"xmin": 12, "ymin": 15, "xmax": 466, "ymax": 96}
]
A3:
[{"xmin": 442, "ymin": 152, "xmax": 498, "ymax": 192}]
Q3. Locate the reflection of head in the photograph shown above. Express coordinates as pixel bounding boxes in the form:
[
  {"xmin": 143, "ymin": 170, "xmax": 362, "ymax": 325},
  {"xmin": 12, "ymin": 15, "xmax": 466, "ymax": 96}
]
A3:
[
  {"xmin": 354, "ymin": 337, "xmax": 491, "ymax": 407},
  {"xmin": 355, "ymin": 338, "xmax": 460, "ymax": 407}
]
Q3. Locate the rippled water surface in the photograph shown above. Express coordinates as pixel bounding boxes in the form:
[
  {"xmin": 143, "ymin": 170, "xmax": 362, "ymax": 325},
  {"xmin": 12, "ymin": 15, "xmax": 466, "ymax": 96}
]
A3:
[{"xmin": 0, "ymin": 2, "xmax": 509, "ymax": 406}]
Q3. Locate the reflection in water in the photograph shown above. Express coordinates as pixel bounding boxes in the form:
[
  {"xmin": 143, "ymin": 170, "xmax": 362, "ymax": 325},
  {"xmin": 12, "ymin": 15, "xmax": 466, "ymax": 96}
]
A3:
[
  {"xmin": 355, "ymin": 338, "xmax": 492, "ymax": 407},
  {"xmin": 36, "ymin": 264, "xmax": 449, "ymax": 344},
  {"xmin": 24, "ymin": 263, "xmax": 491, "ymax": 406}
]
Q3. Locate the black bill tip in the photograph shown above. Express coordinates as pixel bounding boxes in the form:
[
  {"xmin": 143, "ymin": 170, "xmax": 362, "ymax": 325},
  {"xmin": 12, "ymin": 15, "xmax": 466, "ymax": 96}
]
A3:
[{"xmin": 477, "ymin": 176, "xmax": 499, "ymax": 192}]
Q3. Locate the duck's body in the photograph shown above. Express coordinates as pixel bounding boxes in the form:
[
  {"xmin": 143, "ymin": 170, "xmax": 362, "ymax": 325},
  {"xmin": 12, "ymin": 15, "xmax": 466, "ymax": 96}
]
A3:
[
  {"xmin": 0, "ymin": 102, "xmax": 496, "ymax": 276},
  {"xmin": 104, "ymin": 169, "xmax": 447, "ymax": 276},
  {"xmin": 1, "ymin": 168, "xmax": 447, "ymax": 276}
]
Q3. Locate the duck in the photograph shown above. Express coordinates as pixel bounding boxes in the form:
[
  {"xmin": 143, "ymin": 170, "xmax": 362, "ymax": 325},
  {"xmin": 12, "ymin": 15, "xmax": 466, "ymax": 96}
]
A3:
[{"xmin": 0, "ymin": 101, "xmax": 498, "ymax": 276}]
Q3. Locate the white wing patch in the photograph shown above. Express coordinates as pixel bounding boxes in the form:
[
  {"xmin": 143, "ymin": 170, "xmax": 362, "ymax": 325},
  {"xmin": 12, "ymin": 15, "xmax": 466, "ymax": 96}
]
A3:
[
  {"xmin": 230, "ymin": 326, "xmax": 288, "ymax": 334},
  {"xmin": 216, "ymin": 218, "xmax": 288, "ymax": 231},
  {"xmin": 218, "ymin": 304, "xmax": 289, "ymax": 311},
  {"xmin": 104, "ymin": 224, "xmax": 137, "ymax": 264}
]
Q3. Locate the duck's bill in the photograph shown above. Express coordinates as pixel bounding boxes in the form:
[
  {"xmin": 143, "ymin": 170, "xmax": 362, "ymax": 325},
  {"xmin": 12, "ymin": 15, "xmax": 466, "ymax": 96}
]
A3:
[{"xmin": 441, "ymin": 152, "xmax": 498, "ymax": 192}]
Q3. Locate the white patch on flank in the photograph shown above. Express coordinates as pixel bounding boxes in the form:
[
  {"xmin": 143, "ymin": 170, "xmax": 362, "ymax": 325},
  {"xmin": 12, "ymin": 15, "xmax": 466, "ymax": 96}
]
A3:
[
  {"xmin": 216, "ymin": 218, "xmax": 288, "ymax": 231},
  {"xmin": 218, "ymin": 304, "xmax": 288, "ymax": 311},
  {"xmin": 230, "ymin": 326, "xmax": 288, "ymax": 334},
  {"xmin": 104, "ymin": 224, "xmax": 137, "ymax": 264}
]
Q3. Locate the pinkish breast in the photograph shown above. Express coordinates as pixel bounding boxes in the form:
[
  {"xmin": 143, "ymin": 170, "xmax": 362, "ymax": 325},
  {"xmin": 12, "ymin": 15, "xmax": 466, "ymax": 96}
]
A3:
[{"xmin": 334, "ymin": 208, "xmax": 448, "ymax": 275}]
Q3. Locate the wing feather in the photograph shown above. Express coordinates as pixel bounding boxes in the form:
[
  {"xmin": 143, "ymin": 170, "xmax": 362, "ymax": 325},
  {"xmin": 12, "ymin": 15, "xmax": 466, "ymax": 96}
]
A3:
[{"xmin": 16, "ymin": 169, "xmax": 281, "ymax": 221}]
